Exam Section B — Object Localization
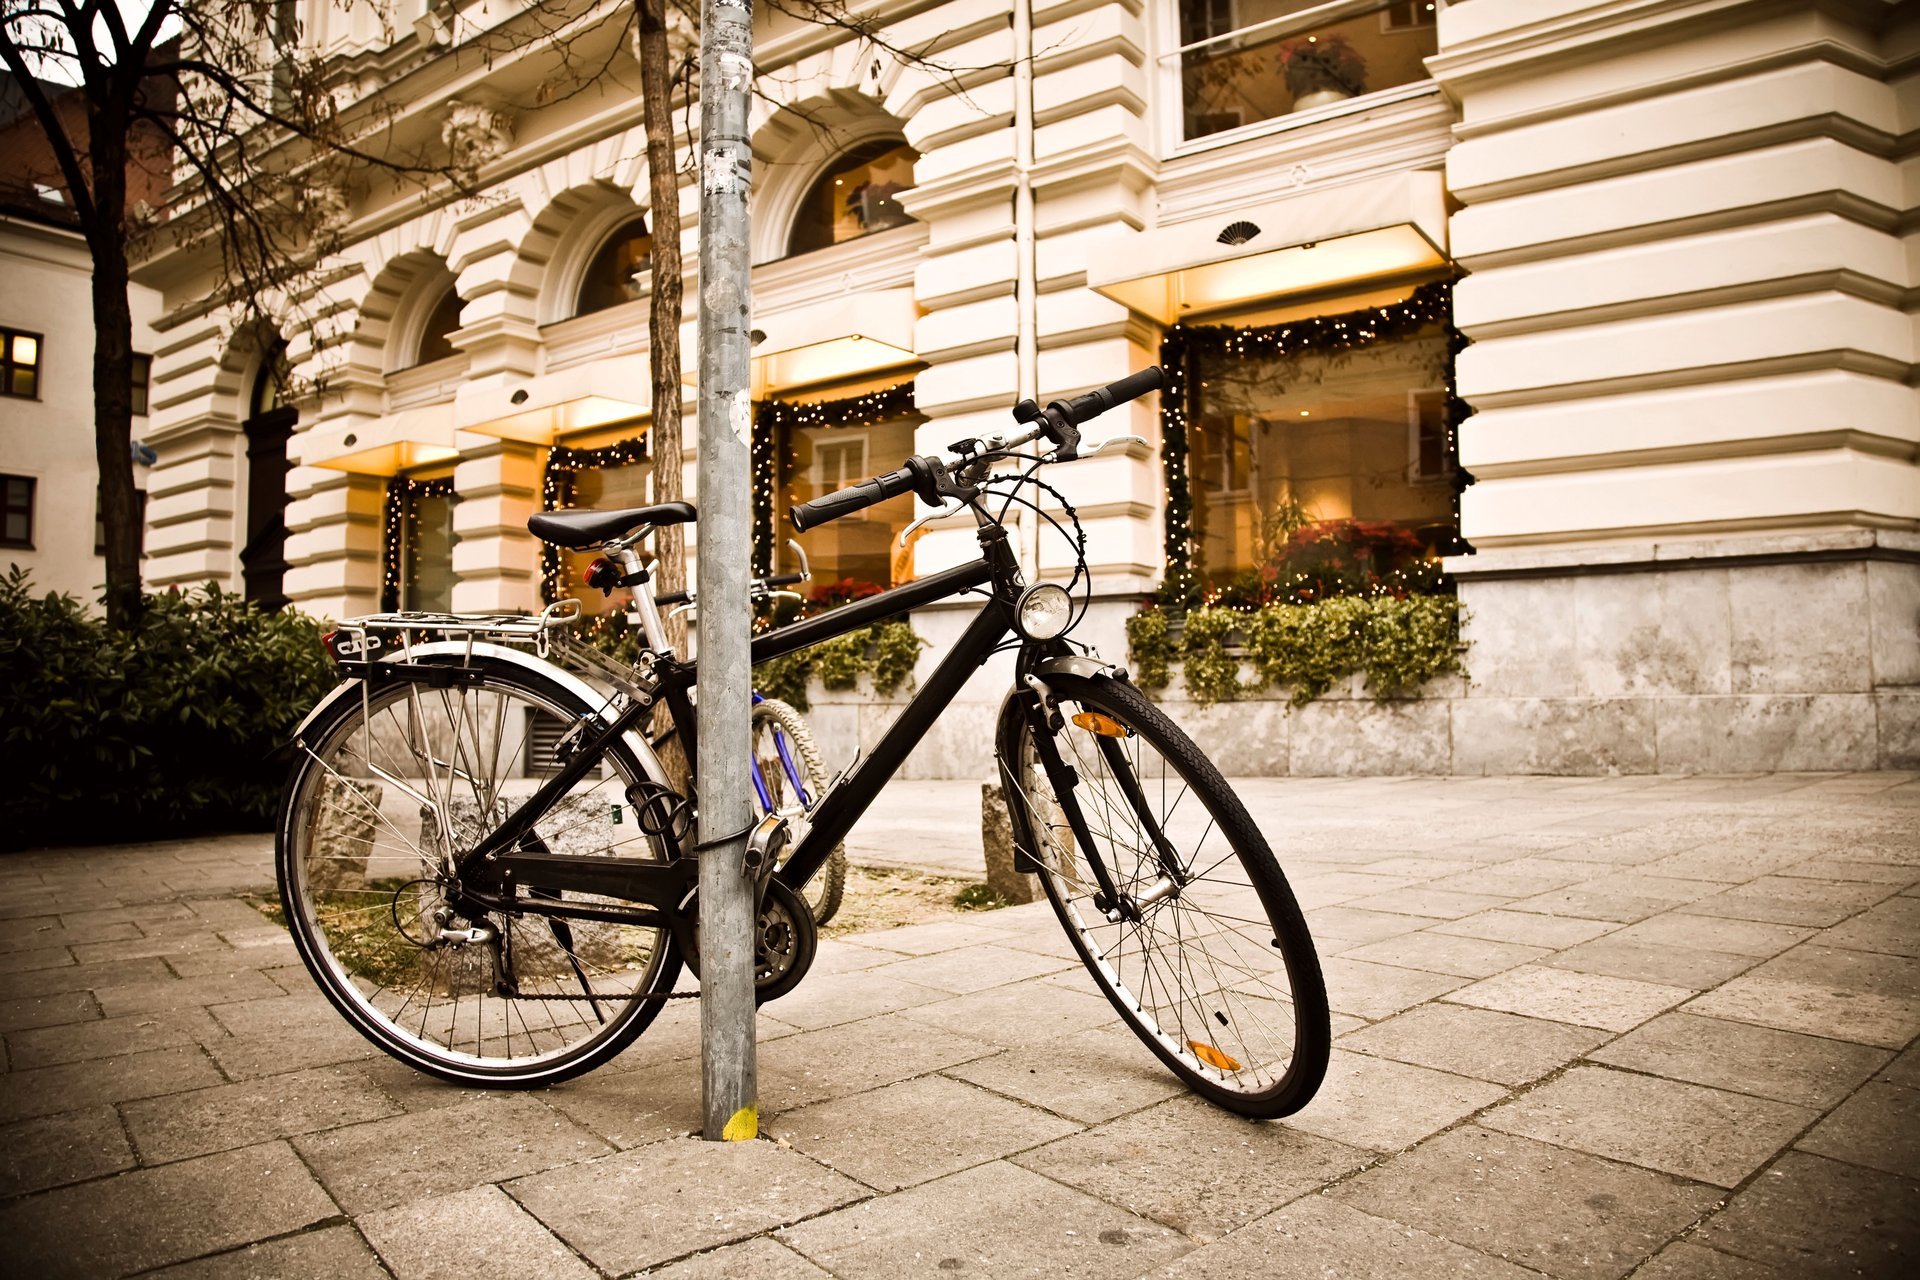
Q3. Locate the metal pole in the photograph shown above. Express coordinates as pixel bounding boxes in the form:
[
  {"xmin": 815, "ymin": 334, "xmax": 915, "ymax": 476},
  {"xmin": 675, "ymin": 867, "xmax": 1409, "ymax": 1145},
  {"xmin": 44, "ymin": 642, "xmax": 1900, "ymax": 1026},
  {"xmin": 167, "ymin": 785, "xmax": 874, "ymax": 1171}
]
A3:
[{"xmin": 695, "ymin": 0, "xmax": 757, "ymax": 1143}]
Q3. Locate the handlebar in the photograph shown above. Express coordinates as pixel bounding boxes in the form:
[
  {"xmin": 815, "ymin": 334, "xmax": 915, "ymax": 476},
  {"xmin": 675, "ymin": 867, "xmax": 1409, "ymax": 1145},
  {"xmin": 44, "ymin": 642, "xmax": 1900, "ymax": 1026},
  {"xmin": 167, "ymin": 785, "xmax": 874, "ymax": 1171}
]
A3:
[{"xmin": 787, "ymin": 367, "xmax": 1162, "ymax": 534}]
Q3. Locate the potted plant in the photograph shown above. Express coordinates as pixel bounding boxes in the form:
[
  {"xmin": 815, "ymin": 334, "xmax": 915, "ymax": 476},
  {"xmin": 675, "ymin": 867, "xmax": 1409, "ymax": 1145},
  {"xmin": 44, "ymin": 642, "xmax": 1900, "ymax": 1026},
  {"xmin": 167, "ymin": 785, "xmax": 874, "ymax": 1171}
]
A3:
[{"xmin": 1277, "ymin": 34, "xmax": 1367, "ymax": 111}]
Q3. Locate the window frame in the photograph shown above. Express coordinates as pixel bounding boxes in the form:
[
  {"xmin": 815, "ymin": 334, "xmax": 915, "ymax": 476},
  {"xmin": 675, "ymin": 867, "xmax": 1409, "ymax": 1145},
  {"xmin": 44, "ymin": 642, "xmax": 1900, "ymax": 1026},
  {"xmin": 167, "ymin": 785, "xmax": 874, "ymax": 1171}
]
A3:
[
  {"xmin": 784, "ymin": 138, "xmax": 921, "ymax": 260},
  {"xmin": 1, "ymin": 328, "xmax": 44, "ymax": 400},
  {"xmin": 573, "ymin": 215, "xmax": 653, "ymax": 320},
  {"xmin": 131, "ymin": 352, "xmax": 152, "ymax": 416},
  {"xmin": 1, "ymin": 474, "xmax": 36, "ymax": 549}
]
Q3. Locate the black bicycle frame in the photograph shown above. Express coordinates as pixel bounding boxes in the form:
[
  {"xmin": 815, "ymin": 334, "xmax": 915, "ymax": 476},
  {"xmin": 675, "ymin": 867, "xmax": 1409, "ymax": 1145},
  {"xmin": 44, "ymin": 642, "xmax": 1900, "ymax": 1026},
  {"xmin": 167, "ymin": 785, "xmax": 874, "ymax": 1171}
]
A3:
[{"xmin": 473, "ymin": 521, "xmax": 1026, "ymax": 913}]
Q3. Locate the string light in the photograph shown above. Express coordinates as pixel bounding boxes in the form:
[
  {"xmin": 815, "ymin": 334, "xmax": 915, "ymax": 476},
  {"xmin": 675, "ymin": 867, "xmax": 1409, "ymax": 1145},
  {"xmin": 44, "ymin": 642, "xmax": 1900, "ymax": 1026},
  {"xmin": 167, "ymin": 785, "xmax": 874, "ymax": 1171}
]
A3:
[
  {"xmin": 1156, "ymin": 280, "xmax": 1471, "ymax": 611},
  {"xmin": 539, "ymin": 436, "xmax": 651, "ymax": 603},
  {"xmin": 751, "ymin": 382, "xmax": 917, "ymax": 575},
  {"xmin": 380, "ymin": 476, "xmax": 456, "ymax": 612}
]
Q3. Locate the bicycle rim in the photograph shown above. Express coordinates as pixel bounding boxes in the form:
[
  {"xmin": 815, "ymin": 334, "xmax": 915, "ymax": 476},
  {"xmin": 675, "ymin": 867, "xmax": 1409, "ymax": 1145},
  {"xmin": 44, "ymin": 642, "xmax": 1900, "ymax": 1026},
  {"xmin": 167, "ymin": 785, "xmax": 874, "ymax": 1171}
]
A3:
[
  {"xmin": 1004, "ymin": 674, "xmax": 1328, "ymax": 1117},
  {"xmin": 278, "ymin": 662, "xmax": 678, "ymax": 1085}
]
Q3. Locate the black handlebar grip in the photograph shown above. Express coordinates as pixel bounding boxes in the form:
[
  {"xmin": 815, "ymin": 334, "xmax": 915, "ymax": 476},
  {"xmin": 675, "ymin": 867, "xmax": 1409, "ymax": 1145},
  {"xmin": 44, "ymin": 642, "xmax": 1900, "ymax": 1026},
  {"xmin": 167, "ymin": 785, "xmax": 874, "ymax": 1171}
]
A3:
[
  {"xmin": 789, "ymin": 464, "xmax": 918, "ymax": 533},
  {"xmin": 765, "ymin": 572, "xmax": 808, "ymax": 587},
  {"xmin": 1061, "ymin": 365, "xmax": 1165, "ymax": 426}
]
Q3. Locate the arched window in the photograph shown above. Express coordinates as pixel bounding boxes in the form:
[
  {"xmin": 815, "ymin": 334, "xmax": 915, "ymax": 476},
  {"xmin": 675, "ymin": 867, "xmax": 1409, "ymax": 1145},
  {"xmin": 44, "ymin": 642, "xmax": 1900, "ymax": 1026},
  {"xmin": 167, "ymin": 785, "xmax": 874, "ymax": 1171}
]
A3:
[
  {"xmin": 788, "ymin": 140, "xmax": 918, "ymax": 256},
  {"xmin": 414, "ymin": 286, "xmax": 464, "ymax": 365},
  {"xmin": 575, "ymin": 216, "xmax": 651, "ymax": 317}
]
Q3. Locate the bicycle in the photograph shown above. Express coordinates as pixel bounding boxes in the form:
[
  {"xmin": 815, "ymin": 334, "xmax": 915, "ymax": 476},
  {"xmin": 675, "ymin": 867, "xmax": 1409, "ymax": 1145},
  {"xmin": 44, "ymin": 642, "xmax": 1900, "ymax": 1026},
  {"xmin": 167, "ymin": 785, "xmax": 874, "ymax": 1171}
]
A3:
[{"xmin": 276, "ymin": 365, "xmax": 1331, "ymax": 1117}]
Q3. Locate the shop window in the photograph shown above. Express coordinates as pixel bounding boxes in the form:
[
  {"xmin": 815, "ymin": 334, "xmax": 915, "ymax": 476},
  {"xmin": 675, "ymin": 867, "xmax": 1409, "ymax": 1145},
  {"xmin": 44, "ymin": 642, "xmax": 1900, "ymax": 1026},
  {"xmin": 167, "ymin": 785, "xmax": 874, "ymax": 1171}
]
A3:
[
  {"xmin": 2, "ymin": 329, "xmax": 42, "ymax": 399},
  {"xmin": 95, "ymin": 487, "xmax": 149, "ymax": 556},
  {"xmin": 562, "ymin": 454, "xmax": 653, "ymax": 615},
  {"xmin": 381, "ymin": 476, "xmax": 457, "ymax": 613},
  {"xmin": 1175, "ymin": 0, "xmax": 1439, "ymax": 142},
  {"xmin": 1184, "ymin": 316, "xmax": 1453, "ymax": 597},
  {"xmin": 575, "ymin": 216, "xmax": 651, "ymax": 317},
  {"xmin": 1, "ymin": 474, "xmax": 33, "ymax": 548},
  {"xmin": 772, "ymin": 410, "xmax": 916, "ymax": 592},
  {"xmin": 131, "ymin": 353, "xmax": 152, "ymax": 415},
  {"xmin": 413, "ymin": 287, "xmax": 464, "ymax": 365},
  {"xmin": 787, "ymin": 140, "xmax": 918, "ymax": 257}
]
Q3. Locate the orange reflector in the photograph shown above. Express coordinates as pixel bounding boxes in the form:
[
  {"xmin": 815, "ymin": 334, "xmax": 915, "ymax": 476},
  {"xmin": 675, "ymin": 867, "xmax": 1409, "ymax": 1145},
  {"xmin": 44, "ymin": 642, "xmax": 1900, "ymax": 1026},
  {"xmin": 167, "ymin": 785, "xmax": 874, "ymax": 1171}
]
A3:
[
  {"xmin": 1072, "ymin": 711, "xmax": 1129, "ymax": 737},
  {"xmin": 1187, "ymin": 1039, "xmax": 1241, "ymax": 1071}
]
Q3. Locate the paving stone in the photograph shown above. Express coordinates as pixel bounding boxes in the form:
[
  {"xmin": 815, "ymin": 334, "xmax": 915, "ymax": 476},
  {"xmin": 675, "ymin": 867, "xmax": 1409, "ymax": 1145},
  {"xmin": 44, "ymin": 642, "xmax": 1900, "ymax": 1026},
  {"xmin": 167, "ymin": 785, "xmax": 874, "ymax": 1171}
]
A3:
[
  {"xmin": 199, "ymin": 1023, "xmax": 383, "ymax": 1079},
  {"xmin": 0, "ymin": 989, "xmax": 98, "ymax": 1032},
  {"xmin": 4, "ymin": 1009, "xmax": 200, "ymax": 1069},
  {"xmin": 1506, "ymin": 888, "xmax": 1678, "ymax": 924},
  {"xmin": 1880, "ymin": 1041, "xmax": 1920, "ymax": 1089},
  {"xmin": 1599, "ymin": 913, "xmax": 1813, "ymax": 958},
  {"xmin": 1301, "ymin": 906, "xmax": 1429, "ymax": 945},
  {"xmin": 0, "ymin": 1104, "xmax": 134, "ymax": 1197},
  {"xmin": 1684, "ymin": 877, "xmax": 1901, "ymax": 928},
  {"xmin": 0, "ymin": 916, "xmax": 142, "ymax": 953},
  {"xmin": 1692, "ymin": 1151, "xmax": 1920, "ymax": 1278},
  {"xmin": 841, "ymin": 919, "xmax": 1016, "ymax": 956},
  {"xmin": 1446, "ymin": 965, "xmax": 1693, "ymax": 1032},
  {"xmin": 1336, "ymin": 930, "xmax": 1549, "ymax": 979},
  {"xmin": 1339, "ymin": 888, "xmax": 1516, "ymax": 920},
  {"xmin": 146, "ymin": 1225, "xmax": 389, "ymax": 1279},
  {"xmin": 780, "ymin": 1159, "xmax": 1190, "ymax": 1277},
  {"xmin": 359, "ymin": 1184, "xmax": 597, "ymax": 1280},
  {"xmin": 1628, "ymin": 1241, "xmax": 1800, "ymax": 1280},
  {"xmin": 942, "ymin": 1024, "xmax": 1188, "ymax": 1124},
  {"xmin": 91, "ymin": 970, "xmax": 284, "ymax": 1018},
  {"xmin": 1338, "ymin": 1003, "xmax": 1608, "ymax": 1087},
  {"xmin": 0, "ymin": 1044, "xmax": 223, "ymax": 1124},
  {"xmin": 0, "ymin": 1140, "xmax": 337, "ymax": 1279},
  {"xmin": 775, "ymin": 1074, "xmax": 1080, "ymax": 1190},
  {"xmin": 754, "ymin": 1011, "xmax": 995, "ymax": 1113},
  {"xmin": 1781, "ymin": 857, "xmax": 1920, "ymax": 884},
  {"xmin": 510, "ymin": 1135, "xmax": 866, "ymax": 1275},
  {"xmin": 1544, "ymin": 937, "xmax": 1761, "ymax": 990},
  {"xmin": 1686, "ymin": 945, "xmax": 1920, "ymax": 1049},
  {"xmin": 122, "ymin": 1064, "xmax": 402, "ymax": 1164},
  {"xmin": 1822, "ymin": 895, "xmax": 1920, "ymax": 958},
  {"xmin": 1480, "ymin": 1064, "xmax": 1816, "ymax": 1188},
  {"xmin": 68, "ymin": 931, "xmax": 233, "ymax": 964},
  {"xmin": 645, "ymin": 1235, "xmax": 833, "ymax": 1279},
  {"xmin": 1587, "ymin": 1011, "xmax": 1890, "ymax": 1108},
  {"xmin": 1319, "ymin": 958, "xmax": 1469, "ymax": 1020},
  {"xmin": 865, "ymin": 943, "xmax": 1076, "ymax": 996},
  {"xmin": 898, "ymin": 976, "xmax": 1117, "ymax": 1047},
  {"xmin": 295, "ymin": 1094, "xmax": 611, "ymax": 1213},
  {"xmin": 1796, "ymin": 1082, "xmax": 1920, "ymax": 1180},
  {"xmin": 1142, "ymin": 1194, "xmax": 1542, "ymax": 1279},
  {"xmin": 0, "ymin": 954, "xmax": 171, "ymax": 1001},
  {"xmin": 1280, "ymin": 1049, "xmax": 1505, "ymax": 1152},
  {"xmin": 1429, "ymin": 910, "xmax": 1618, "ymax": 949},
  {"xmin": 754, "ymin": 969, "xmax": 950, "ymax": 1031},
  {"xmin": 1331, "ymin": 1125, "xmax": 1720, "ymax": 1280},
  {"xmin": 539, "ymin": 1060, "xmax": 703, "ymax": 1149},
  {"xmin": 806, "ymin": 939, "xmax": 919, "ymax": 975},
  {"xmin": 1012, "ymin": 1095, "xmax": 1368, "ymax": 1239}
]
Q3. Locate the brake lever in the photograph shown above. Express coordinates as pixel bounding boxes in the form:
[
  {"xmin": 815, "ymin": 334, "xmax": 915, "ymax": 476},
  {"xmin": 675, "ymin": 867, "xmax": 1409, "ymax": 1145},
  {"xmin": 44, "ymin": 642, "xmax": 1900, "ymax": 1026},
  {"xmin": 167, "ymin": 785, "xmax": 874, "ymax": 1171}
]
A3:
[
  {"xmin": 900, "ymin": 499, "xmax": 966, "ymax": 546},
  {"xmin": 1076, "ymin": 434, "xmax": 1149, "ymax": 457}
]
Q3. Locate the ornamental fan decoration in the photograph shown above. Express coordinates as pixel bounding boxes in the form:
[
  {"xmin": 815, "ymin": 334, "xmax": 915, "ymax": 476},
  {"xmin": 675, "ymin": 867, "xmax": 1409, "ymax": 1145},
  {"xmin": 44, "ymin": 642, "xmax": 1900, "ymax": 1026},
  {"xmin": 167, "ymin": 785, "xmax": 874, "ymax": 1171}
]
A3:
[{"xmin": 1215, "ymin": 220, "xmax": 1261, "ymax": 246}]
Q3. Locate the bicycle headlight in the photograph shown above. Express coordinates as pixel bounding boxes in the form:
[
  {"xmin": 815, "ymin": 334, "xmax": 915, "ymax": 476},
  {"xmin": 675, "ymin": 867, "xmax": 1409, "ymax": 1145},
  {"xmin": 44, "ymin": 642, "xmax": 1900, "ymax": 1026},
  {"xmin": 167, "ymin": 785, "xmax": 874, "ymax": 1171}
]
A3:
[{"xmin": 1015, "ymin": 583, "xmax": 1073, "ymax": 641}]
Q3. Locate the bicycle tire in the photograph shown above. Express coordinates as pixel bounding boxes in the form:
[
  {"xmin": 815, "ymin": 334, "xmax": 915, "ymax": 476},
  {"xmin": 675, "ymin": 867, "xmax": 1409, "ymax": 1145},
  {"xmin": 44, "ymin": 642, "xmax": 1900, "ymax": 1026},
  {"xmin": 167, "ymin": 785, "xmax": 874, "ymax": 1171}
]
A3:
[
  {"xmin": 276, "ymin": 655, "xmax": 682, "ymax": 1087},
  {"xmin": 751, "ymin": 697, "xmax": 848, "ymax": 925},
  {"xmin": 998, "ymin": 671, "xmax": 1329, "ymax": 1118}
]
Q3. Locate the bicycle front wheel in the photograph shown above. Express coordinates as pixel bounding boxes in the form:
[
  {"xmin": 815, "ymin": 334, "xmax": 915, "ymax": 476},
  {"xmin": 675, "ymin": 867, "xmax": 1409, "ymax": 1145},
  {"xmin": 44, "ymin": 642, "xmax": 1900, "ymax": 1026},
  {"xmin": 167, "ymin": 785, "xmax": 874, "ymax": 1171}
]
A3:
[
  {"xmin": 1000, "ymin": 671, "xmax": 1329, "ymax": 1117},
  {"xmin": 276, "ymin": 656, "xmax": 682, "ymax": 1087},
  {"xmin": 752, "ymin": 697, "xmax": 847, "ymax": 925}
]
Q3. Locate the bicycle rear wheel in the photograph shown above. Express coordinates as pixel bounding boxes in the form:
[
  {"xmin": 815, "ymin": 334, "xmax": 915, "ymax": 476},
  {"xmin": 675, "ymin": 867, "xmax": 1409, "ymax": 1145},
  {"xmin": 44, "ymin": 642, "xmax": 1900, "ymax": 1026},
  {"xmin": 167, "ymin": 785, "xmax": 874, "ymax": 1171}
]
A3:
[
  {"xmin": 999, "ymin": 671, "xmax": 1328, "ymax": 1117},
  {"xmin": 276, "ymin": 656, "xmax": 682, "ymax": 1087},
  {"xmin": 751, "ymin": 697, "xmax": 847, "ymax": 925}
]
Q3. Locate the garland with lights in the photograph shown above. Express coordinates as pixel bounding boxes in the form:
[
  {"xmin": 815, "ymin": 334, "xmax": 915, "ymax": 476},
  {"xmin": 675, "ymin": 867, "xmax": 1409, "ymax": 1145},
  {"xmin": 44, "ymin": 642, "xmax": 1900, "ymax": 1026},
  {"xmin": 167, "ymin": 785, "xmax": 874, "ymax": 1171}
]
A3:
[
  {"xmin": 1156, "ymin": 279, "xmax": 1472, "ymax": 608},
  {"xmin": 538, "ymin": 435, "xmax": 651, "ymax": 603},
  {"xmin": 380, "ymin": 476, "xmax": 456, "ymax": 612},
  {"xmin": 751, "ymin": 382, "xmax": 917, "ymax": 575}
]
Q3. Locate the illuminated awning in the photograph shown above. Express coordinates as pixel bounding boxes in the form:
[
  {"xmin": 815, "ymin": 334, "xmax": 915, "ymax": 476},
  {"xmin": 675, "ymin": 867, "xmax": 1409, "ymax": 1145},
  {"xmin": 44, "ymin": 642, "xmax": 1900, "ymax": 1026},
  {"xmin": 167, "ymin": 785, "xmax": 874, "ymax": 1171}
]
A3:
[
  {"xmin": 1089, "ymin": 170, "xmax": 1449, "ymax": 324},
  {"xmin": 304, "ymin": 402, "xmax": 460, "ymax": 475},
  {"xmin": 460, "ymin": 353, "xmax": 654, "ymax": 445},
  {"xmin": 747, "ymin": 289, "xmax": 918, "ymax": 396}
]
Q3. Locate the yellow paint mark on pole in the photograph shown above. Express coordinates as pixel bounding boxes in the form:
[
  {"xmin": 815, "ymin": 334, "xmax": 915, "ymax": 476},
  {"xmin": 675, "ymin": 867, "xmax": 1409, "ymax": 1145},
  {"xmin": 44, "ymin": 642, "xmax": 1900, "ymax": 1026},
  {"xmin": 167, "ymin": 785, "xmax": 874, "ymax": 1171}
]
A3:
[{"xmin": 722, "ymin": 1104, "xmax": 758, "ymax": 1142}]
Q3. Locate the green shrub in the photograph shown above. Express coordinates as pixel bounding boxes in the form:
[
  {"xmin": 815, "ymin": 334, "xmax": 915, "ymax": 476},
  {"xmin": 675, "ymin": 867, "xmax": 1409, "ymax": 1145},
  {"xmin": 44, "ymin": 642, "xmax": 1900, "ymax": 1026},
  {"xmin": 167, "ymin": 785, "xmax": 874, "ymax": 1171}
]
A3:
[
  {"xmin": 1124, "ymin": 608, "xmax": 1174, "ymax": 690},
  {"xmin": 1179, "ymin": 606, "xmax": 1247, "ymax": 705},
  {"xmin": 753, "ymin": 621, "xmax": 923, "ymax": 711},
  {"xmin": 0, "ymin": 571, "xmax": 336, "ymax": 848}
]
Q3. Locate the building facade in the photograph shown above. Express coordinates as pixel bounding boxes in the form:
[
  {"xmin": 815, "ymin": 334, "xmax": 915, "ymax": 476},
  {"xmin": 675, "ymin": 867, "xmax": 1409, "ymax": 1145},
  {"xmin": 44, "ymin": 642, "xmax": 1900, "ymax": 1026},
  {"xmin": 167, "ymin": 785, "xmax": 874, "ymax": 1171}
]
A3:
[{"xmin": 135, "ymin": 0, "xmax": 1918, "ymax": 775}]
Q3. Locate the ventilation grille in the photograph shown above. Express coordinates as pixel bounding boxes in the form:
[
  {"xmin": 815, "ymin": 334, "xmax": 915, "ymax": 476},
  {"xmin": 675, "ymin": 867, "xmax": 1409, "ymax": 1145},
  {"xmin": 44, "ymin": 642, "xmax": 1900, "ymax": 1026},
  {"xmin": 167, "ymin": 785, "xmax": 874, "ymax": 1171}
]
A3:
[
  {"xmin": 1216, "ymin": 220, "xmax": 1261, "ymax": 247},
  {"xmin": 524, "ymin": 710, "xmax": 606, "ymax": 779}
]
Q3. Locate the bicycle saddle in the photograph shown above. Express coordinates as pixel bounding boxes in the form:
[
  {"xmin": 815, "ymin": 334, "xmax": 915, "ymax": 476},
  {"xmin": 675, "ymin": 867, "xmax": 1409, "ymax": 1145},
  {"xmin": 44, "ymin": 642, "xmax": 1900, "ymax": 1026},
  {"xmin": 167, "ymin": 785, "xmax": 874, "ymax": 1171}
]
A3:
[{"xmin": 527, "ymin": 501, "xmax": 697, "ymax": 549}]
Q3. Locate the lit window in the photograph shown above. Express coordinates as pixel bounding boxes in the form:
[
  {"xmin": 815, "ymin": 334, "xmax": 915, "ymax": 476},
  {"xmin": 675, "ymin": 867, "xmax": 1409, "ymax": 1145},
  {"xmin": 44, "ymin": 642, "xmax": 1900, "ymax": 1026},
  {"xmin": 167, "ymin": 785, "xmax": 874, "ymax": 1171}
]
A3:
[
  {"xmin": 2, "ymin": 329, "xmax": 42, "ymax": 399},
  {"xmin": 1185, "ymin": 317, "xmax": 1455, "ymax": 595},
  {"xmin": 131, "ymin": 353, "xmax": 152, "ymax": 415},
  {"xmin": 414, "ymin": 288, "xmax": 464, "ymax": 365},
  {"xmin": 563, "ymin": 457, "xmax": 653, "ymax": 615},
  {"xmin": 775, "ymin": 413, "xmax": 917, "ymax": 591},
  {"xmin": 1, "ymin": 474, "xmax": 33, "ymax": 548},
  {"xmin": 576, "ymin": 217, "xmax": 651, "ymax": 317},
  {"xmin": 95, "ymin": 488, "xmax": 149, "ymax": 556},
  {"xmin": 788, "ymin": 141, "xmax": 918, "ymax": 256},
  {"xmin": 1175, "ymin": 0, "xmax": 1439, "ymax": 141},
  {"xmin": 403, "ymin": 488, "xmax": 458, "ymax": 612}
]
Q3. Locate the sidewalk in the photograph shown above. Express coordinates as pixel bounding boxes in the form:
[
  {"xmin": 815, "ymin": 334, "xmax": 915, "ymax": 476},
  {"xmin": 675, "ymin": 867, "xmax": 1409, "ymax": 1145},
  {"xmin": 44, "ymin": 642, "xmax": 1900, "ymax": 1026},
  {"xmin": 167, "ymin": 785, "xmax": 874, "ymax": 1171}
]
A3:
[{"xmin": 1, "ymin": 773, "xmax": 1915, "ymax": 1278}]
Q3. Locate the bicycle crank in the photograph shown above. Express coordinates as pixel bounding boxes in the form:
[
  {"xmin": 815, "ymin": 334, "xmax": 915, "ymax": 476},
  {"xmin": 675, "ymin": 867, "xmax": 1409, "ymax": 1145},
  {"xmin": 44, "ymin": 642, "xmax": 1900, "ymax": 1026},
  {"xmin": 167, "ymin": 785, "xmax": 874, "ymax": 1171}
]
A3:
[{"xmin": 680, "ymin": 877, "xmax": 817, "ymax": 1004}]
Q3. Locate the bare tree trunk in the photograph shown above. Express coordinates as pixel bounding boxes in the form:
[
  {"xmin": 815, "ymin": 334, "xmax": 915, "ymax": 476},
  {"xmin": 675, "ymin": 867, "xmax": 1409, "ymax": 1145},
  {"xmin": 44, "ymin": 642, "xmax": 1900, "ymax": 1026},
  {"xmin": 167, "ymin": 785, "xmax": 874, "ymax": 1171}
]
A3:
[
  {"xmin": 638, "ymin": 0, "xmax": 687, "ymax": 657},
  {"xmin": 89, "ymin": 121, "xmax": 142, "ymax": 630}
]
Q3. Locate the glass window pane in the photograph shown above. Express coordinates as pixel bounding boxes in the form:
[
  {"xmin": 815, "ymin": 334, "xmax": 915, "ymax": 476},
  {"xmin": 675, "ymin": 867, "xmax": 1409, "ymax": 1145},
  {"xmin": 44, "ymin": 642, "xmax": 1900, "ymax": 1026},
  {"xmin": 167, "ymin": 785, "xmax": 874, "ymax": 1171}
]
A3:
[
  {"xmin": 576, "ymin": 218, "xmax": 651, "ymax": 317},
  {"xmin": 1187, "ymin": 320, "xmax": 1453, "ymax": 600},
  {"xmin": 788, "ymin": 141, "xmax": 918, "ymax": 256},
  {"xmin": 415, "ymin": 288, "xmax": 464, "ymax": 364},
  {"xmin": 562, "ymin": 459, "xmax": 653, "ymax": 615},
  {"xmin": 131, "ymin": 353, "xmax": 152, "ymax": 415},
  {"xmin": 403, "ymin": 492, "xmax": 458, "ymax": 613},
  {"xmin": 777, "ymin": 417, "xmax": 917, "ymax": 590},
  {"xmin": 12, "ymin": 333, "xmax": 36, "ymax": 366},
  {"xmin": 1180, "ymin": 1, "xmax": 1439, "ymax": 141}
]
